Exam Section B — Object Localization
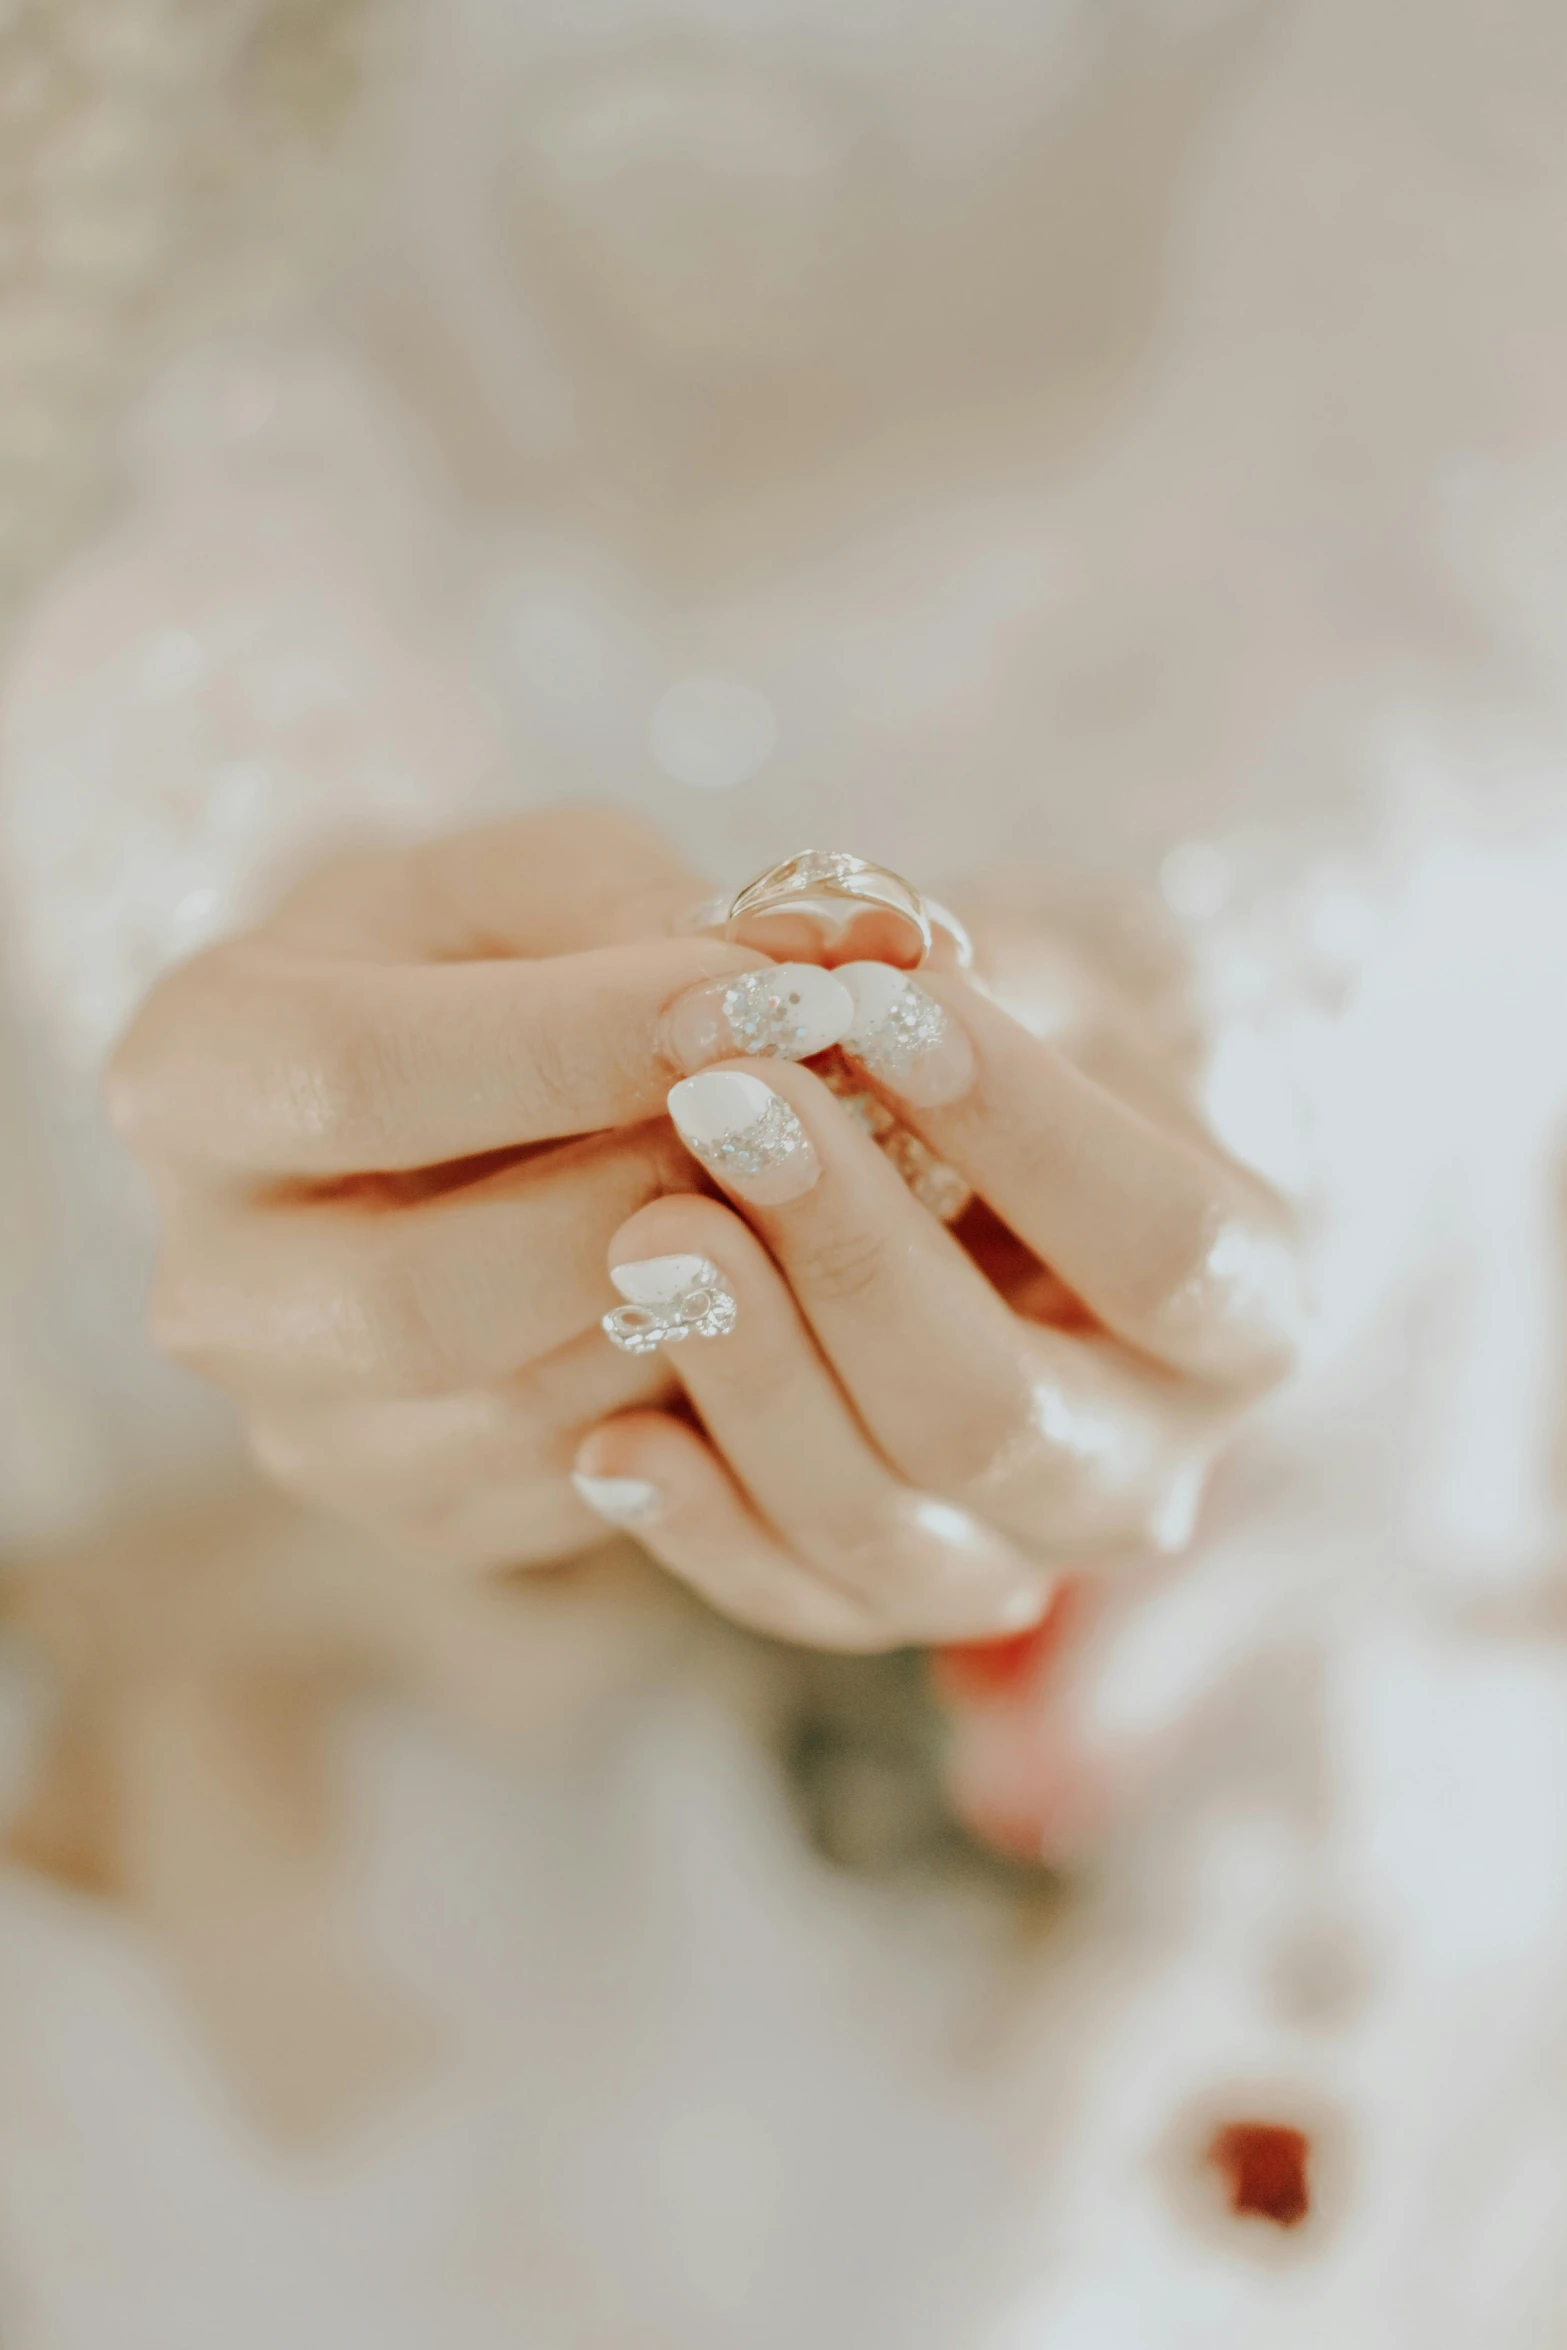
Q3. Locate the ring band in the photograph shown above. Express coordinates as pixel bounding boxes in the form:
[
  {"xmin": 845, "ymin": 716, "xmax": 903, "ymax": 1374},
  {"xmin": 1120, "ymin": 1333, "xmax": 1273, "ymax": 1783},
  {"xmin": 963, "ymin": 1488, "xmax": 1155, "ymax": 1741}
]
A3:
[
  {"xmin": 682, "ymin": 847, "xmax": 974, "ymax": 1223},
  {"xmin": 719, "ymin": 849, "xmax": 933, "ymax": 972}
]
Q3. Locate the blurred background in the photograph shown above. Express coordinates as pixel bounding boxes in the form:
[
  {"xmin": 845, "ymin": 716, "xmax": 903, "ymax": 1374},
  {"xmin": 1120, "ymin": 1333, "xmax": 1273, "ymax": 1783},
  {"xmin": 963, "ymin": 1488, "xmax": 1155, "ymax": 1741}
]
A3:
[{"xmin": 2, "ymin": 2, "xmax": 1567, "ymax": 2343}]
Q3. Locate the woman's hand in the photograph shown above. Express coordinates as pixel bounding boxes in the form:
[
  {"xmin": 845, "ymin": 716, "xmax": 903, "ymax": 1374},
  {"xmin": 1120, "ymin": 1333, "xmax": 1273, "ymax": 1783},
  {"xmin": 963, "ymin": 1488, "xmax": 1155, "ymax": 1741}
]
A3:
[
  {"xmin": 107, "ymin": 809, "xmax": 858, "ymax": 1573},
  {"xmin": 572, "ymin": 942, "xmax": 1303, "ymax": 1651},
  {"xmin": 113, "ymin": 808, "xmax": 1301, "ymax": 1668}
]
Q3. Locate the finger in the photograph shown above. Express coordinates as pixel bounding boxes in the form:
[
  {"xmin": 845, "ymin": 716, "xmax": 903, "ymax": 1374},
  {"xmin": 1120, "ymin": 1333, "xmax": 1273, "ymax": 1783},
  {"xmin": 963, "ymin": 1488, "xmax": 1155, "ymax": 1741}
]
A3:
[
  {"xmin": 247, "ymin": 1325, "xmax": 673, "ymax": 1570},
  {"xmin": 664, "ymin": 1061, "xmax": 1223, "ymax": 1555},
  {"xmin": 571, "ymin": 1412, "xmax": 898, "ymax": 1652},
  {"xmin": 111, "ymin": 933, "xmax": 857, "ymax": 1180},
  {"xmin": 954, "ymin": 903, "xmax": 1211, "ymax": 1142},
  {"xmin": 269, "ymin": 808, "xmax": 715, "ymax": 959},
  {"xmin": 153, "ymin": 1126, "xmax": 692, "ymax": 1400},
  {"xmin": 604, "ymin": 1194, "xmax": 1056, "ymax": 1642},
  {"xmin": 835, "ymin": 964, "xmax": 1303, "ymax": 1387}
]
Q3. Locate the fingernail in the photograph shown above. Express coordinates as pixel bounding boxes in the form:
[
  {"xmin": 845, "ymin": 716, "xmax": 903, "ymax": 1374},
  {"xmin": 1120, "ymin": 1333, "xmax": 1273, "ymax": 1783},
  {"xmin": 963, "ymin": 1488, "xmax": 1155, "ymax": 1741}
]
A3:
[
  {"xmin": 837, "ymin": 963, "xmax": 976, "ymax": 1107},
  {"xmin": 662, "ymin": 963, "xmax": 854, "ymax": 1073},
  {"xmin": 571, "ymin": 1471, "xmax": 662, "ymax": 1527},
  {"xmin": 666, "ymin": 1070, "xmax": 820, "ymax": 1204},
  {"xmin": 603, "ymin": 1254, "xmax": 738, "ymax": 1353}
]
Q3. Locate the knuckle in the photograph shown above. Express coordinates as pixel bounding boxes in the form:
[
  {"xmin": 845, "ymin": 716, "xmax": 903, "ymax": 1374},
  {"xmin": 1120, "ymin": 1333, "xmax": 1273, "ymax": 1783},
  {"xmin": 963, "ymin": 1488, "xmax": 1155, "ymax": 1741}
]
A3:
[
  {"xmin": 525, "ymin": 804, "xmax": 680, "ymax": 877},
  {"xmin": 103, "ymin": 950, "xmax": 223, "ymax": 1158},
  {"xmin": 269, "ymin": 983, "xmax": 409, "ymax": 1167},
  {"xmin": 787, "ymin": 1222, "xmax": 891, "ymax": 1310},
  {"xmin": 509, "ymin": 1014, "xmax": 579, "ymax": 1137},
  {"xmin": 340, "ymin": 1243, "xmax": 465, "ymax": 1397},
  {"xmin": 112, "ymin": 931, "xmax": 259, "ymax": 1111},
  {"xmin": 156, "ymin": 1226, "xmax": 465, "ymax": 1399},
  {"xmin": 526, "ymin": 806, "xmax": 634, "ymax": 858},
  {"xmin": 106, "ymin": 945, "xmax": 414, "ymax": 1178},
  {"xmin": 246, "ymin": 1397, "xmax": 472, "ymax": 1528}
]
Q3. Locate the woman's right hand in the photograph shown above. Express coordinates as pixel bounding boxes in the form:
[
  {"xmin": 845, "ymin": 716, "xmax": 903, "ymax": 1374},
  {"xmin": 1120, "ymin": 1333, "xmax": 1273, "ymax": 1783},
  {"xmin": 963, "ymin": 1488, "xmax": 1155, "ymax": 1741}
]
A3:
[{"xmin": 107, "ymin": 808, "xmax": 850, "ymax": 1575}]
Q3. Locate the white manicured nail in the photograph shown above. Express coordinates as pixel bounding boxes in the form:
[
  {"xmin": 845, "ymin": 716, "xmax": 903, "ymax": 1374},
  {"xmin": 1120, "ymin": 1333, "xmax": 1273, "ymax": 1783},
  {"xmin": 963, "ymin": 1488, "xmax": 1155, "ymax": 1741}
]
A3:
[
  {"xmin": 666, "ymin": 1070, "xmax": 820, "ymax": 1204},
  {"xmin": 837, "ymin": 963, "xmax": 976, "ymax": 1108},
  {"xmin": 602, "ymin": 1255, "xmax": 738, "ymax": 1352},
  {"xmin": 663, "ymin": 963, "xmax": 854, "ymax": 1072},
  {"xmin": 611, "ymin": 1254, "xmax": 718, "ymax": 1306},
  {"xmin": 721, "ymin": 964, "xmax": 853, "ymax": 1057},
  {"xmin": 572, "ymin": 1472, "xmax": 661, "ymax": 1527}
]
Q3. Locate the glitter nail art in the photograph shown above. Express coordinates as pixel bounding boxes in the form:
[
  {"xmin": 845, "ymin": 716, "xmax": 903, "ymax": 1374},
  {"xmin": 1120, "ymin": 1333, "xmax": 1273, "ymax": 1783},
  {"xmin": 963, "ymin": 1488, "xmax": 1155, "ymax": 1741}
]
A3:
[
  {"xmin": 661, "ymin": 963, "xmax": 852, "ymax": 1075},
  {"xmin": 721, "ymin": 966, "xmax": 849, "ymax": 1059},
  {"xmin": 602, "ymin": 1256, "xmax": 739, "ymax": 1354},
  {"xmin": 842, "ymin": 967, "xmax": 952, "ymax": 1078},
  {"xmin": 694, "ymin": 1089, "xmax": 809, "ymax": 1179},
  {"xmin": 667, "ymin": 1070, "xmax": 816, "ymax": 1191},
  {"xmin": 836, "ymin": 962, "xmax": 977, "ymax": 1109}
]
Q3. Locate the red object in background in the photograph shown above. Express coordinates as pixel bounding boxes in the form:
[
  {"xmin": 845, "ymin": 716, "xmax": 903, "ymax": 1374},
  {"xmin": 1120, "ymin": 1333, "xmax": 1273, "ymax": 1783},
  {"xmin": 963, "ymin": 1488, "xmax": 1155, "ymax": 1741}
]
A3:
[
  {"xmin": 926, "ymin": 1580, "xmax": 1094, "ymax": 1862},
  {"xmin": 1206, "ymin": 2121, "xmax": 1312, "ymax": 2228}
]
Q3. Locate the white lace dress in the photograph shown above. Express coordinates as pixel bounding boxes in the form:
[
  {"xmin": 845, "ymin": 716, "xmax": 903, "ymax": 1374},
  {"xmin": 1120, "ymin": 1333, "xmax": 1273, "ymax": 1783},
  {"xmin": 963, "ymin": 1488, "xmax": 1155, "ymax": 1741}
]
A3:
[{"xmin": 3, "ymin": 1, "xmax": 1567, "ymax": 2342}]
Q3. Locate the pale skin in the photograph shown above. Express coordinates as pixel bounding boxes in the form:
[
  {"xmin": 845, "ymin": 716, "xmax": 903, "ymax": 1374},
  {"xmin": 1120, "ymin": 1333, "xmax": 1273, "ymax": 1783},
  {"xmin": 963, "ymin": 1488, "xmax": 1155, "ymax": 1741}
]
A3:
[{"xmin": 109, "ymin": 808, "xmax": 1302, "ymax": 1654}]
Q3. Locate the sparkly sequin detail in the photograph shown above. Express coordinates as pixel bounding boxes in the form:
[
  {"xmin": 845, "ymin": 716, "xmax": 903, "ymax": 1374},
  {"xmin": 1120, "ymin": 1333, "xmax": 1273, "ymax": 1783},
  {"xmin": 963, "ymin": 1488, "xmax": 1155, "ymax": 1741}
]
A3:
[
  {"xmin": 603, "ymin": 1269, "xmax": 739, "ymax": 1355},
  {"xmin": 821, "ymin": 1059, "xmax": 973, "ymax": 1223},
  {"xmin": 831, "ymin": 1083, "xmax": 897, "ymax": 1141},
  {"xmin": 880, "ymin": 1129, "xmax": 973, "ymax": 1222},
  {"xmin": 722, "ymin": 969, "xmax": 829, "ymax": 1057},
  {"xmin": 847, "ymin": 974, "xmax": 950, "ymax": 1079},
  {"xmin": 686, "ymin": 1091, "xmax": 811, "ymax": 1180}
]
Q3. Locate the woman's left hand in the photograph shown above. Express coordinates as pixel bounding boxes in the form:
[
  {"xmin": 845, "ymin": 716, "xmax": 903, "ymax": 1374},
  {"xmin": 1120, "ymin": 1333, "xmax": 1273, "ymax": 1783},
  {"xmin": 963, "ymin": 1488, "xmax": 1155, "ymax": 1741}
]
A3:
[{"xmin": 573, "ymin": 941, "xmax": 1303, "ymax": 1653}]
